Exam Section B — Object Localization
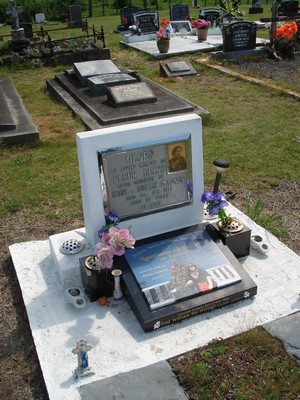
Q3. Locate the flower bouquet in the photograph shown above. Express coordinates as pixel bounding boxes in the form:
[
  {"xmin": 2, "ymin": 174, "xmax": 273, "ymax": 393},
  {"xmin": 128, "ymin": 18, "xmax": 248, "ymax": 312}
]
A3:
[
  {"xmin": 95, "ymin": 211, "xmax": 135, "ymax": 270},
  {"xmin": 82, "ymin": 211, "xmax": 135, "ymax": 302},
  {"xmin": 156, "ymin": 17, "xmax": 171, "ymax": 41},
  {"xmin": 271, "ymin": 21, "xmax": 299, "ymax": 60},
  {"xmin": 192, "ymin": 19, "xmax": 211, "ymax": 29},
  {"xmin": 129, "ymin": 23, "xmax": 141, "ymax": 36}
]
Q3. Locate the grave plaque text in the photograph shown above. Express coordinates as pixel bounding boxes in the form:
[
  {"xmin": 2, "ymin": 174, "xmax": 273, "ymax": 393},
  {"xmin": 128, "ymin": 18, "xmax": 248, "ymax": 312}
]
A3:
[
  {"xmin": 100, "ymin": 140, "xmax": 192, "ymax": 219},
  {"xmin": 222, "ymin": 21, "xmax": 257, "ymax": 52},
  {"xmin": 107, "ymin": 82, "xmax": 157, "ymax": 107},
  {"xmin": 132, "ymin": 11, "xmax": 159, "ymax": 33}
]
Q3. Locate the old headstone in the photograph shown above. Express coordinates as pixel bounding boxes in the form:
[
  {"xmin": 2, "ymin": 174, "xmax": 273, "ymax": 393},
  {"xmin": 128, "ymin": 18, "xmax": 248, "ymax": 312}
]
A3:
[
  {"xmin": 278, "ymin": 0, "xmax": 299, "ymax": 15},
  {"xmin": 170, "ymin": 4, "xmax": 190, "ymax": 21},
  {"xmin": 249, "ymin": 0, "xmax": 264, "ymax": 14},
  {"xmin": 74, "ymin": 60, "xmax": 121, "ymax": 86},
  {"xmin": 68, "ymin": 5, "xmax": 83, "ymax": 28},
  {"xmin": 199, "ymin": 8, "xmax": 222, "ymax": 27},
  {"xmin": 120, "ymin": 6, "xmax": 142, "ymax": 29},
  {"xmin": 222, "ymin": 21, "xmax": 257, "ymax": 52},
  {"xmin": 159, "ymin": 60, "xmax": 197, "ymax": 77},
  {"xmin": 87, "ymin": 73, "xmax": 138, "ymax": 96},
  {"xmin": 6, "ymin": 0, "xmax": 26, "ymax": 42},
  {"xmin": 107, "ymin": 82, "xmax": 157, "ymax": 107},
  {"xmin": 35, "ymin": 13, "xmax": 46, "ymax": 23},
  {"xmin": 19, "ymin": 22, "xmax": 33, "ymax": 39},
  {"xmin": 132, "ymin": 11, "xmax": 159, "ymax": 34}
]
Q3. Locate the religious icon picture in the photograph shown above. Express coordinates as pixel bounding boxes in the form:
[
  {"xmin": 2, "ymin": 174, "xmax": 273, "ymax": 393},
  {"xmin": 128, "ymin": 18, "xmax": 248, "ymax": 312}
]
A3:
[{"xmin": 168, "ymin": 141, "xmax": 187, "ymax": 172}]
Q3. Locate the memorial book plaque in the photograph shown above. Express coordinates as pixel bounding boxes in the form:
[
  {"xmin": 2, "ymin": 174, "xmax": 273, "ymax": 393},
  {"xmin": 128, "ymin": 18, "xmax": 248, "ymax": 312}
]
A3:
[
  {"xmin": 125, "ymin": 228, "xmax": 242, "ymax": 310},
  {"xmin": 107, "ymin": 82, "xmax": 157, "ymax": 107},
  {"xmin": 122, "ymin": 223, "xmax": 258, "ymax": 332}
]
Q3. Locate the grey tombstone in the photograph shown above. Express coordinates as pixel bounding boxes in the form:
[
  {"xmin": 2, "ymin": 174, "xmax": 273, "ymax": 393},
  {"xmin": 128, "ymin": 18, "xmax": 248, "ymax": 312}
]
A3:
[
  {"xmin": 74, "ymin": 60, "xmax": 121, "ymax": 87},
  {"xmin": 249, "ymin": 0, "xmax": 264, "ymax": 14},
  {"xmin": 6, "ymin": 0, "xmax": 26, "ymax": 42},
  {"xmin": 159, "ymin": 60, "xmax": 197, "ymax": 78},
  {"xmin": 19, "ymin": 22, "xmax": 33, "ymax": 39},
  {"xmin": 222, "ymin": 21, "xmax": 257, "ymax": 52},
  {"xmin": 87, "ymin": 73, "xmax": 138, "ymax": 96},
  {"xmin": 107, "ymin": 82, "xmax": 157, "ymax": 107},
  {"xmin": 35, "ymin": 13, "xmax": 46, "ymax": 23},
  {"xmin": 278, "ymin": 0, "xmax": 299, "ymax": 15},
  {"xmin": 199, "ymin": 8, "xmax": 222, "ymax": 27},
  {"xmin": 68, "ymin": 5, "xmax": 83, "ymax": 28},
  {"xmin": 170, "ymin": 4, "xmax": 190, "ymax": 21},
  {"xmin": 132, "ymin": 11, "xmax": 159, "ymax": 34},
  {"xmin": 120, "ymin": 6, "xmax": 142, "ymax": 29}
]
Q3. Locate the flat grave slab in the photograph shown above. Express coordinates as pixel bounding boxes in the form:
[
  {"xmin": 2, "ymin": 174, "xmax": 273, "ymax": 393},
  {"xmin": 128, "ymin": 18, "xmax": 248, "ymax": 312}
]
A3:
[
  {"xmin": 0, "ymin": 77, "xmax": 39, "ymax": 145},
  {"xmin": 120, "ymin": 34, "xmax": 266, "ymax": 58},
  {"xmin": 159, "ymin": 60, "xmax": 197, "ymax": 77},
  {"xmin": 9, "ymin": 205, "xmax": 300, "ymax": 400},
  {"xmin": 74, "ymin": 60, "xmax": 121, "ymax": 86}
]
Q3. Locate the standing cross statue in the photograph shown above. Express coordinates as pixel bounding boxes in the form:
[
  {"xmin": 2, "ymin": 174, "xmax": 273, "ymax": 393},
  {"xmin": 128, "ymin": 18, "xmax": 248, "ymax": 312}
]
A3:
[
  {"xmin": 72, "ymin": 339, "xmax": 95, "ymax": 380},
  {"xmin": 6, "ymin": 0, "xmax": 23, "ymax": 30}
]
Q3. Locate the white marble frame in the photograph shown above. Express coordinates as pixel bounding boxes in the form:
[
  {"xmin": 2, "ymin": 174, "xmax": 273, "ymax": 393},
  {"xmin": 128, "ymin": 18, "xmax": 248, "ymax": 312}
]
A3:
[{"xmin": 76, "ymin": 114, "xmax": 204, "ymax": 247}]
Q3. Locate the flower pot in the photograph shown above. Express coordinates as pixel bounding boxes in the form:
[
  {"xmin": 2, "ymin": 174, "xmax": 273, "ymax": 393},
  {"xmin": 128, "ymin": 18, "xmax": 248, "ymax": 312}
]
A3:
[
  {"xmin": 80, "ymin": 255, "xmax": 114, "ymax": 302},
  {"xmin": 157, "ymin": 39, "xmax": 170, "ymax": 53},
  {"xmin": 217, "ymin": 218, "xmax": 244, "ymax": 233},
  {"xmin": 197, "ymin": 28, "xmax": 208, "ymax": 42}
]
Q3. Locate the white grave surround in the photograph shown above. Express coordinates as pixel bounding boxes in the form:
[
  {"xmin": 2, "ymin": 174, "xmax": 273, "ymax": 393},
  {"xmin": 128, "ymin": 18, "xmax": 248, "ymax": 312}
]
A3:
[
  {"xmin": 9, "ymin": 205, "xmax": 300, "ymax": 400},
  {"xmin": 76, "ymin": 113, "xmax": 204, "ymax": 248}
]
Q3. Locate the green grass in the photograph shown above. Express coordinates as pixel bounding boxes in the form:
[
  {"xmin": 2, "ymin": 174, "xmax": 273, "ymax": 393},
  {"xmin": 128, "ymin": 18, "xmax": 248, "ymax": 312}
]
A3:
[{"xmin": 169, "ymin": 327, "xmax": 300, "ymax": 400}]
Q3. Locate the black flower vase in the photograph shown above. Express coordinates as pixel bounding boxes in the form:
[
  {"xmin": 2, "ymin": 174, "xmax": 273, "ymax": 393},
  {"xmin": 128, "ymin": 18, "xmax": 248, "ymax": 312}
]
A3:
[{"xmin": 80, "ymin": 255, "xmax": 114, "ymax": 302}]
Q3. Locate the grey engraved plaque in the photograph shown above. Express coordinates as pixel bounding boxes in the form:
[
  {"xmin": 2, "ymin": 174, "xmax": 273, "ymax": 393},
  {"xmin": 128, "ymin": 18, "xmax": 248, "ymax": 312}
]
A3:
[
  {"xmin": 101, "ymin": 141, "xmax": 191, "ymax": 219},
  {"xmin": 167, "ymin": 61, "xmax": 191, "ymax": 73},
  {"xmin": 107, "ymin": 82, "xmax": 157, "ymax": 107}
]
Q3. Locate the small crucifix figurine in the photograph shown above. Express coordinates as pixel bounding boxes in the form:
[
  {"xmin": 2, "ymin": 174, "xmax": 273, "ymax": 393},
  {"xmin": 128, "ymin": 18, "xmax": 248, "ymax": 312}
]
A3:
[
  {"xmin": 72, "ymin": 339, "xmax": 95, "ymax": 380},
  {"xmin": 6, "ymin": 0, "xmax": 23, "ymax": 30}
]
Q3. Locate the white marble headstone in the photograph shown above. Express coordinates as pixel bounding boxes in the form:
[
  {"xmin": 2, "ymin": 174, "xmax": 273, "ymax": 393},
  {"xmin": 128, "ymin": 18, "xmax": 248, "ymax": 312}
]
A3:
[{"xmin": 76, "ymin": 114, "xmax": 204, "ymax": 247}]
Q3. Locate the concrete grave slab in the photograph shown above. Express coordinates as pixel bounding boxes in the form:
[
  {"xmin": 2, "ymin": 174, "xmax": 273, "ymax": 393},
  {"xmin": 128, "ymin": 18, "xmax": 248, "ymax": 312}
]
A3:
[
  {"xmin": 74, "ymin": 60, "xmax": 121, "ymax": 86},
  {"xmin": 87, "ymin": 73, "xmax": 138, "ymax": 96},
  {"xmin": 0, "ymin": 77, "xmax": 39, "ymax": 144},
  {"xmin": 159, "ymin": 60, "xmax": 198, "ymax": 77}
]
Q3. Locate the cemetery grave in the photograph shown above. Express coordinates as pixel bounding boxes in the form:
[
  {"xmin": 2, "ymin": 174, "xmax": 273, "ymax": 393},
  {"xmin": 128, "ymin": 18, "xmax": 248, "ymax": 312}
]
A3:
[{"xmin": 46, "ymin": 59, "xmax": 208, "ymax": 130}]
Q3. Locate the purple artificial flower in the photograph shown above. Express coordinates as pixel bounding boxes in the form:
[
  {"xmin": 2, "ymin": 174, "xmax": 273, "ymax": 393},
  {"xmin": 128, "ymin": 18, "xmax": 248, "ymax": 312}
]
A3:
[{"xmin": 201, "ymin": 191, "xmax": 215, "ymax": 203}]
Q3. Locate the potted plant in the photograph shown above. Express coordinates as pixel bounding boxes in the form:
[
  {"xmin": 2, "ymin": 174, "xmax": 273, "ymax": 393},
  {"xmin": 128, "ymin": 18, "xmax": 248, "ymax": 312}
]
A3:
[
  {"xmin": 192, "ymin": 19, "xmax": 211, "ymax": 41},
  {"xmin": 156, "ymin": 17, "xmax": 171, "ymax": 53},
  {"xmin": 219, "ymin": 0, "xmax": 245, "ymax": 24}
]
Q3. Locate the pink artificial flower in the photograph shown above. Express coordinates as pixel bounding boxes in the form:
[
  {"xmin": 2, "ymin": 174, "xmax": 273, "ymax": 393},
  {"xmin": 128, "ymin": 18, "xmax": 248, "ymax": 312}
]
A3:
[
  {"xmin": 95, "ymin": 242, "xmax": 114, "ymax": 269},
  {"xmin": 118, "ymin": 228, "xmax": 136, "ymax": 249}
]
